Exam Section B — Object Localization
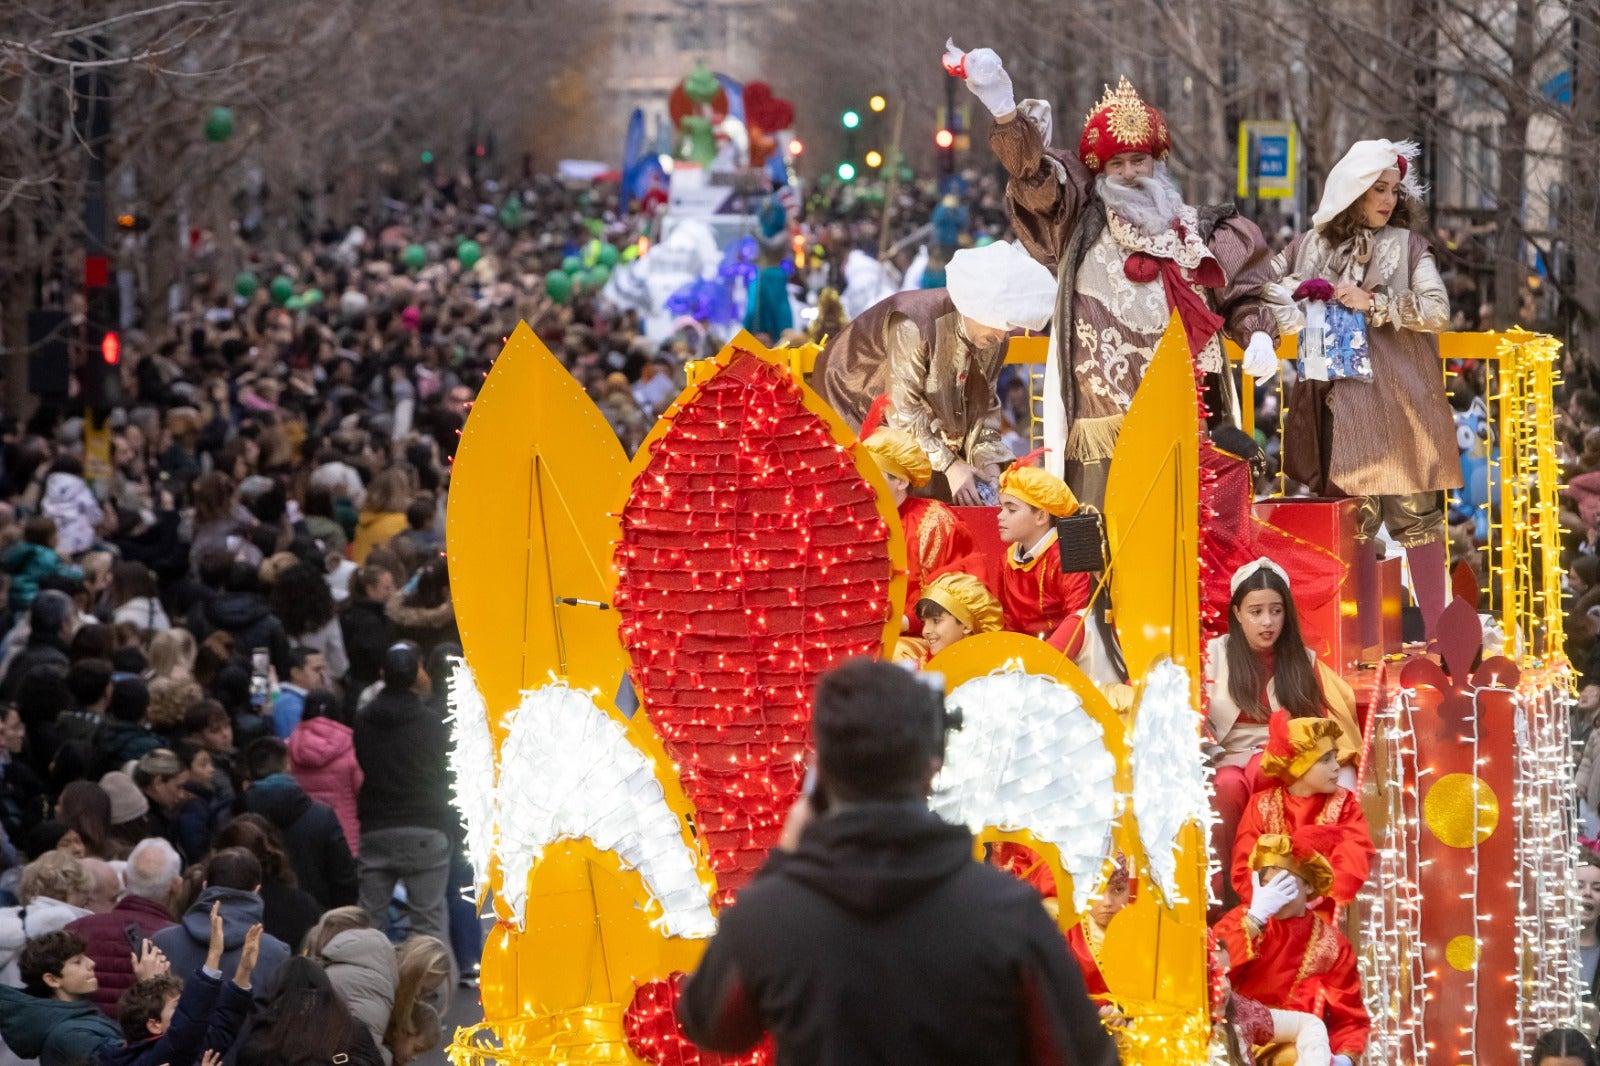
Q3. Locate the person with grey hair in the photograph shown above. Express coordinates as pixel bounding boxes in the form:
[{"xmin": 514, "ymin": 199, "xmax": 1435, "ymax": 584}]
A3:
[
  {"xmin": 0, "ymin": 590, "xmax": 76, "ymax": 706},
  {"xmin": 65, "ymin": 838, "xmax": 180, "ymax": 1017},
  {"xmin": 1, "ymin": 851, "xmax": 92, "ymax": 988}
]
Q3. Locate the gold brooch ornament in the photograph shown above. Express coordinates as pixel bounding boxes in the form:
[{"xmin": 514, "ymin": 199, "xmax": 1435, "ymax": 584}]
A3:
[{"xmin": 1099, "ymin": 76, "xmax": 1153, "ymax": 146}]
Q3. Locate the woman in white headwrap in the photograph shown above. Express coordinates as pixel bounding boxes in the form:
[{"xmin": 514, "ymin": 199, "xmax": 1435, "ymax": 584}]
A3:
[{"xmin": 1274, "ymin": 140, "xmax": 1463, "ymax": 646}]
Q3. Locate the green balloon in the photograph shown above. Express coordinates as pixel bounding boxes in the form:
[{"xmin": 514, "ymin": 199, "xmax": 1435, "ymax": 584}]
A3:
[
  {"xmin": 204, "ymin": 107, "xmax": 234, "ymax": 143},
  {"xmin": 598, "ymin": 244, "xmax": 620, "ymax": 268},
  {"xmin": 402, "ymin": 243, "xmax": 426, "ymax": 270},
  {"xmin": 562, "ymin": 255, "xmax": 583, "ymax": 275},
  {"xmin": 974, "ymin": 234, "xmax": 996, "ymax": 247},
  {"xmin": 679, "ymin": 116, "xmax": 717, "ymax": 166},
  {"xmin": 269, "ymin": 276, "xmax": 293, "ymax": 305},
  {"xmin": 234, "ymin": 272, "xmax": 258, "ymax": 298},
  {"xmin": 582, "ymin": 239, "xmax": 603, "ymax": 268},
  {"xmin": 545, "ymin": 271, "xmax": 573, "ymax": 304},
  {"xmin": 302, "ymin": 288, "xmax": 324, "ymax": 305},
  {"xmin": 456, "ymin": 240, "xmax": 482, "ymax": 269},
  {"xmin": 498, "ymin": 200, "xmax": 523, "ymax": 230},
  {"xmin": 585, "ymin": 265, "xmax": 611, "ymax": 289},
  {"xmin": 285, "ymin": 294, "xmax": 305, "ymax": 311},
  {"xmin": 621, "ymin": 245, "xmax": 640, "ymax": 263}
]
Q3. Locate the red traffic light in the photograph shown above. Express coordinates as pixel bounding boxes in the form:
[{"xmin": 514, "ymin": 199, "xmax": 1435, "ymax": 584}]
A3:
[
  {"xmin": 100, "ymin": 331, "xmax": 120, "ymax": 366},
  {"xmin": 934, "ymin": 128, "xmax": 955, "ymax": 149}
]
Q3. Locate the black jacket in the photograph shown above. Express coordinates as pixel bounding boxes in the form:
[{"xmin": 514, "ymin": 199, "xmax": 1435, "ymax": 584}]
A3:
[
  {"xmin": 244, "ymin": 773, "xmax": 359, "ymax": 908},
  {"xmin": 352, "ymin": 686, "xmax": 452, "ymax": 836},
  {"xmin": 191, "ymin": 592, "xmax": 291, "ymax": 674},
  {"xmin": 677, "ymin": 803, "xmax": 1119, "ymax": 1066},
  {"xmin": 1, "ymin": 635, "xmax": 70, "ymax": 711},
  {"xmin": 338, "ymin": 598, "xmax": 390, "ymax": 694}
]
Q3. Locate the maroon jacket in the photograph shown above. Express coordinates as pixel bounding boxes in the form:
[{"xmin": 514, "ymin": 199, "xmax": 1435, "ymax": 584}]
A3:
[{"xmin": 65, "ymin": 894, "xmax": 176, "ymax": 1017}]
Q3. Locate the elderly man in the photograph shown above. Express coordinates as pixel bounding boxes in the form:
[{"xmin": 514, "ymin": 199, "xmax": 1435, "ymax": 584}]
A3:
[
  {"xmin": 947, "ymin": 44, "xmax": 1287, "ymax": 506},
  {"xmin": 814, "ymin": 240, "xmax": 1057, "ymax": 504},
  {"xmin": 65, "ymin": 838, "xmax": 181, "ymax": 1017}
]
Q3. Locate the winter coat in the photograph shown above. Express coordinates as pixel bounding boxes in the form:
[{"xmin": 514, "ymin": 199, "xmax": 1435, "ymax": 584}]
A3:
[
  {"xmin": 90, "ymin": 721, "xmax": 162, "ymax": 779},
  {"xmin": 338, "ymin": 599, "xmax": 390, "ymax": 698},
  {"xmin": 286, "ymin": 717, "xmax": 364, "ymax": 857},
  {"xmin": 110, "ymin": 598, "xmax": 170, "ymax": 633},
  {"xmin": 243, "ymin": 774, "xmax": 358, "ymax": 908},
  {"xmin": 290, "ymin": 617, "xmax": 349, "ymax": 681},
  {"xmin": 0, "ymin": 632, "xmax": 71, "ymax": 710},
  {"xmin": 257, "ymin": 879, "xmax": 323, "ymax": 955},
  {"xmin": 41, "ymin": 473, "xmax": 102, "ymax": 558},
  {"xmin": 349, "ymin": 511, "xmax": 407, "ymax": 565},
  {"xmin": 319, "ymin": 928, "xmax": 398, "ymax": 1061},
  {"xmin": 65, "ymin": 894, "xmax": 176, "ymax": 1018},
  {"xmin": 0, "ymin": 895, "xmax": 92, "ymax": 987},
  {"xmin": 150, "ymin": 887, "xmax": 290, "ymax": 999},
  {"xmin": 676, "ymin": 803, "xmax": 1119, "ymax": 1066},
  {"xmin": 190, "ymin": 593, "xmax": 290, "ymax": 675},
  {"xmin": 384, "ymin": 594, "xmax": 457, "ymax": 661},
  {"xmin": 353, "ymin": 687, "xmax": 452, "ymax": 837},
  {"xmin": 92, "ymin": 967, "xmax": 253, "ymax": 1066},
  {"xmin": 1, "ymin": 543, "xmax": 83, "ymax": 615},
  {"xmin": 0, "ymin": 985, "xmax": 121, "ymax": 1066},
  {"xmin": 303, "ymin": 516, "xmax": 348, "ymax": 559},
  {"xmin": 143, "ymin": 796, "xmax": 211, "ymax": 866}
]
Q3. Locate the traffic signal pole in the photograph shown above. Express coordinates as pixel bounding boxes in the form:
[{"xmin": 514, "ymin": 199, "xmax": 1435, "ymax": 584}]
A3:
[{"xmin": 73, "ymin": 36, "xmax": 117, "ymax": 494}]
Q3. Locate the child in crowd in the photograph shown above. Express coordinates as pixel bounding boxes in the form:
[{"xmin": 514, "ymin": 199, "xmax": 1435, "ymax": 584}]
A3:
[{"xmin": 994, "ymin": 451, "xmax": 1090, "ymax": 654}]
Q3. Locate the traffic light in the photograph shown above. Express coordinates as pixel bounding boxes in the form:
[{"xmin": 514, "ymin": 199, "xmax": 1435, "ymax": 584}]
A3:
[
  {"xmin": 869, "ymin": 95, "xmax": 887, "ymax": 113},
  {"xmin": 837, "ymin": 162, "xmax": 857, "ymax": 181},
  {"xmin": 841, "ymin": 110, "xmax": 860, "ymax": 130},
  {"xmin": 115, "ymin": 213, "xmax": 149, "ymax": 232},
  {"xmin": 865, "ymin": 150, "xmax": 883, "ymax": 168},
  {"xmin": 787, "ymin": 138, "xmax": 804, "ymax": 156},
  {"xmin": 934, "ymin": 129, "xmax": 955, "ymax": 149},
  {"xmin": 81, "ymin": 284, "xmax": 121, "ymax": 409}
]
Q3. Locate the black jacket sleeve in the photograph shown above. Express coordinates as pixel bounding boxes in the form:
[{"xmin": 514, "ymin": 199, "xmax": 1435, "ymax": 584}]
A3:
[
  {"xmin": 130, "ymin": 967, "xmax": 222, "ymax": 1066},
  {"xmin": 675, "ymin": 902, "xmax": 767, "ymax": 1054},
  {"xmin": 1014, "ymin": 900, "xmax": 1120, "ymax": 1066}
]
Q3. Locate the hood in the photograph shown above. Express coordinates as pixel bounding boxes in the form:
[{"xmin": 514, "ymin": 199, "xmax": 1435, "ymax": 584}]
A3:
[
  {"xmin": 320, "ymin": 927, "xmax": 400, "ymax": 987},
  {"xmin": 180, "ymin": 886, "xmax": 265, "ymax": 949},
  {"xmin": 245, "ymin": 773, "xmax": 313, "ymax": 826},
  {"xmin": 0, "ymin": 984, "xmax": 108, "ymax": 1057},
  {"xmin": 386, "ymin": 593, "xmax": 454, "ymax": 629},
  {"xmin": 286, "ymin": 716, "xmax": 355, "ymax": 769},
  {"xmin": 205, "ymin": 591, "xmax": 271, "ymax": 629},
  {"xmin": 778, "ymin": 802, "xmax": 975, "ymax": 917},
  {"xmin": 357, "ymin": 510, "xmax": 402, "ymax": 533}
]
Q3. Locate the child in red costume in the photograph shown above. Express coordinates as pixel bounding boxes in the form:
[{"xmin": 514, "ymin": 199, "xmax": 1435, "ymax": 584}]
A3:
[
  {"xmin": 1063, "ymin": 861, "xmax": 1130, "ymax": 1001},
  {"xmin": 859, "ymin": 396, "xmax": 975, "ymax": 635},
  {"xmin": 1232, "ymin": 710, "xmax": 1376, "ymax": 912},
  {"xmin": 1217, "ymin": 832, "xmax": 1369, "ymax": 1065},
  {"xmin": 994, "ymin": 450, "xmax": 1090, "ymax": 654}
]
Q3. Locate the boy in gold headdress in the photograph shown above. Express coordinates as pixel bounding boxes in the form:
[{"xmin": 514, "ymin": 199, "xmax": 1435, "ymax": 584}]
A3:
[{"xmin": 994, "ymin": 451, "xmax": 1091, "ymax": 654}]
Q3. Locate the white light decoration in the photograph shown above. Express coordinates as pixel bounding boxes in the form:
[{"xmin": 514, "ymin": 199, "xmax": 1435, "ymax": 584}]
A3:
[
  {"xmin": 931, "ymin": 662, "xmax": 1118, "ymax": 913},
  {"xmin": 445, "ymin": 659, "xmax": 498, "ymax": 894},
  {"xmin": 492, "ymin": 679, "xmax": 717, "ymax": 939},
  {"xmin": 1355, "ymin": 686, "xmax": 1428, "ymax": 1065},
  {"xmin": 1129, "ymin": 658, "xmax": 1214, "ymax": 905},
  {"xmin": 1511, "ymin": 681, "xmax": 1582, "ymax": 1056}
]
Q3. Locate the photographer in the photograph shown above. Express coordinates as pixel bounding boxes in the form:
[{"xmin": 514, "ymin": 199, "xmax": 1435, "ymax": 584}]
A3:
[{"xmin": 677, "ymin": 660, "xmax": 1118, "ymax": 1065}]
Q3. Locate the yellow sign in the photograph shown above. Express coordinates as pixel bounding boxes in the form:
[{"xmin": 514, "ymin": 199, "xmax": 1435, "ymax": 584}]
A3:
[{"xmin": 1236, "ymin": 119, "xmax": 1296, "ymax": 200}]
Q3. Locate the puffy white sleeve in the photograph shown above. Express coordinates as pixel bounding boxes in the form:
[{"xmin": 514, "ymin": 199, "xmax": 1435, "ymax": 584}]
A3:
[{"xmin": 1270, "ymin": 1008, "xmax": 1331, "ymax": 1066}]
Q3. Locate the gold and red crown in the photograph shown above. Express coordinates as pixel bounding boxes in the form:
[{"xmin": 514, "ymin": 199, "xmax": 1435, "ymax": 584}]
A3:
[{"xmin": 1079, "ymin": 77, "xmax": 1171, "ymax": 173}]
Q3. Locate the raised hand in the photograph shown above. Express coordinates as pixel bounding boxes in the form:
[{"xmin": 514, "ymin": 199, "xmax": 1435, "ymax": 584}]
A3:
[
  {"xmin": 204, "ymin": 901, "xmax": 226, "ymax": 971},
  {"xmin": 944, "ymin": 39, "xmax": 1016, "ymax": 119},
  {"xmin": 234, "ymin": 923, "xmax": 263, "ymax": 987},
  {"xmin": 132, "ymin": 939, "xmax": 170, "ymax": 981}
]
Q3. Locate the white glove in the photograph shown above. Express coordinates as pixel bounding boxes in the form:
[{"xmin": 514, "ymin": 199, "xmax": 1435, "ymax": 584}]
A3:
[
  {"xmin": 1332, "ymin": 1056, "xmax": 1354, "ymax": 1066},
  {"xmin": 1242, "ymin": 331, "xmax": 1279, "ymax": 382},
  {"xmin": 944, "ymin": 39, "xmax": 1015, "ymax": 118},
  {"xmin": 1247, "ymin": 869, "xmax": 1300, "ymax": 924}
]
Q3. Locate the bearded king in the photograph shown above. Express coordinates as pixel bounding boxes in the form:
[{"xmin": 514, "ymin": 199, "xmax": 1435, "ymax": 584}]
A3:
[{"xmin": 945, "ymin": 43, "xmax": 1291, "ymax": 506}]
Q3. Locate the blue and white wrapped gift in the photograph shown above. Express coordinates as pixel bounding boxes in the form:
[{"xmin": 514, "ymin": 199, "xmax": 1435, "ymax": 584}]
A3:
[{"xmin": 1298, "ymin": 301, "xmax": 1372, "ymax": 383}]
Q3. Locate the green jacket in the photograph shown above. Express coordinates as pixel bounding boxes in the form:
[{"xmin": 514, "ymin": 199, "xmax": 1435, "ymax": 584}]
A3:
[
  {"xmin": 0, "ymin": 541, "xmax": 82, "ymax": 613},
  {"xmin": 0, "ymin": 984, "xmax": 121, "ymax": 1066}
]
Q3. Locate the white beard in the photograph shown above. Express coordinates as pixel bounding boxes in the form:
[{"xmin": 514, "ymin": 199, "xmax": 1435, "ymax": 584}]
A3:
[{"xmin": 1095, "ymin": 164, "xmax": 1190, "ymax": 237}]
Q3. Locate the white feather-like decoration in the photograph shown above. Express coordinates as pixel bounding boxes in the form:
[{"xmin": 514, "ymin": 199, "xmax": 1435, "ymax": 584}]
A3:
[
  {"xmin": 931, "ymin": 664, "xmax": 1118, "ymax": 913},
  {"xmin": 445, "ymin": 659, "xmax": 497, "ymax": 892},
  {"xmin": 1130, "ymin": 658, "xmax": 1215, "ymax": 905},
  {"xmin": 493, "ymin": 680, "xmax": 717, "ymax": 939}
]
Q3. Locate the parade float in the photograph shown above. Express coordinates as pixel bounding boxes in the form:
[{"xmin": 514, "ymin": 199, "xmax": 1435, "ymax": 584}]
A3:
[{"xmin": 441, "ymin": 316, "xmax": 1578, "ymax": 1066}]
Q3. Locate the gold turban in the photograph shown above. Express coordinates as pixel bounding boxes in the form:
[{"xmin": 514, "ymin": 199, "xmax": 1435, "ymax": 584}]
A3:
[
  {"xmin": 1249, "ymin": 833, "xmax": 1335, "ymax": 901},
  {"xmin": 998, "ymin": 449, "xmax": 1080, "ymax": 518},
  {"xmin": 1258, "ymin": 710, "xmax": 1344, "ymax": 783},
  {"xmin": 918, "ymin": 571, "xmax": 1005, "ymax": 635},
  {"xmin": 863, "ymin": 427, "xmax": 932, "ymax": 487}
]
